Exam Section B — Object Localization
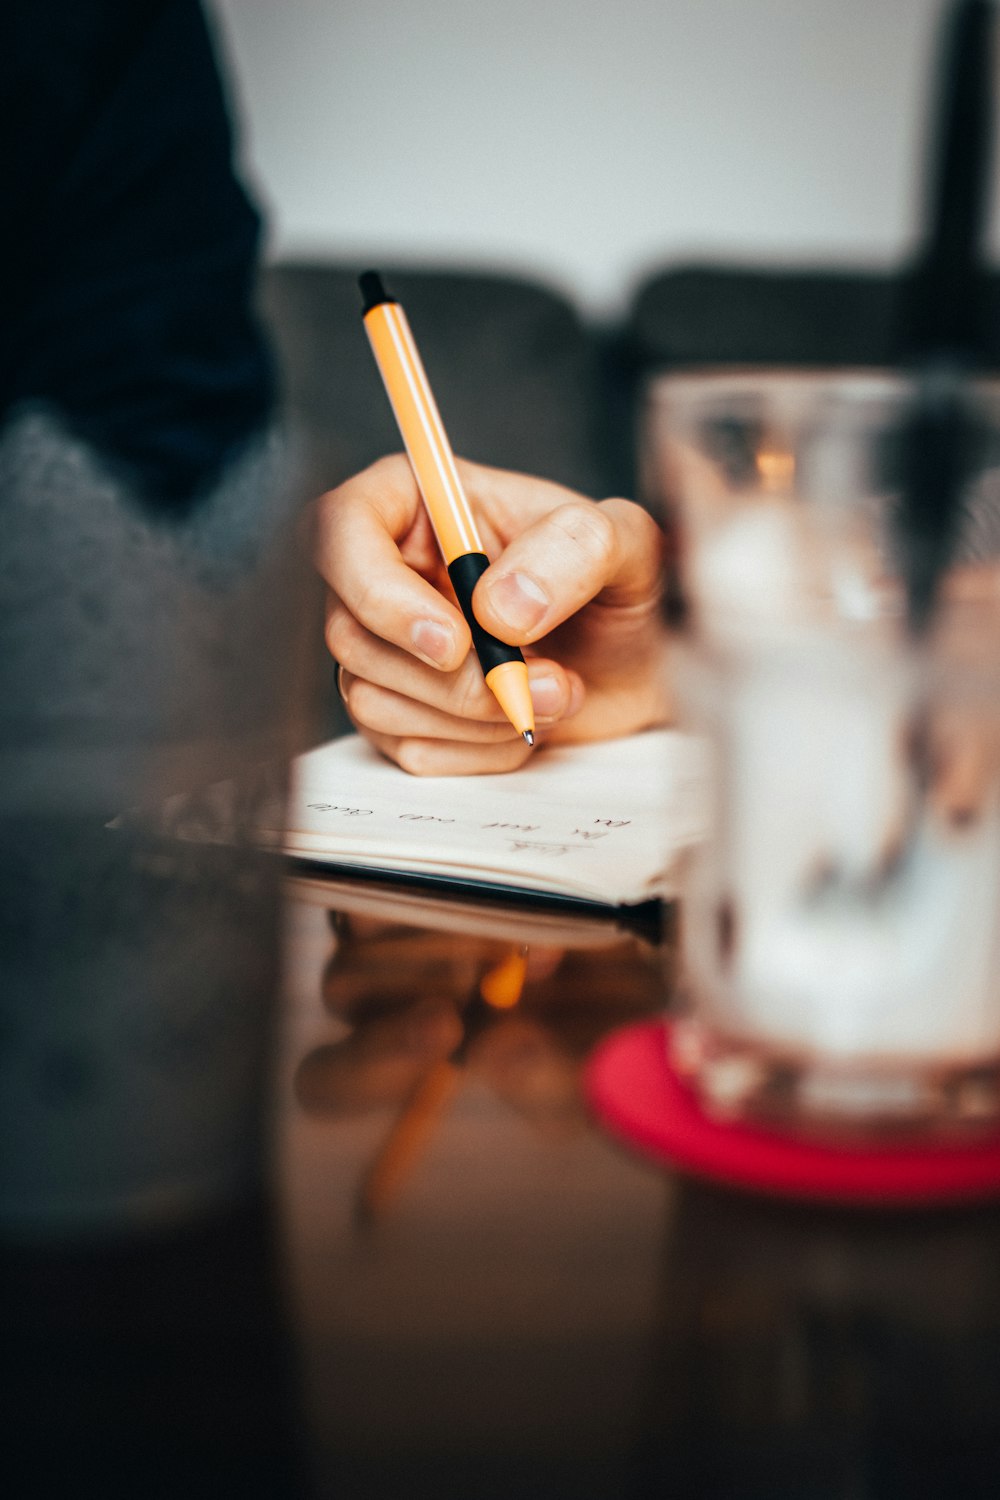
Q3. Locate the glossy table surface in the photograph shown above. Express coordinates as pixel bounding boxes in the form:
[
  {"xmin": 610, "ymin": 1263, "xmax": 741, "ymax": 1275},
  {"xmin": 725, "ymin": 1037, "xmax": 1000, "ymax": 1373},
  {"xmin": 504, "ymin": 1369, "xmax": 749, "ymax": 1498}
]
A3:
[
  {"xmin": 6, "ymin": 866, "xmax": 1000, "ymax": 1499},
  {"xmin": 275, "ymin": 874, "xmax": 1000, "ymax": 1499}
]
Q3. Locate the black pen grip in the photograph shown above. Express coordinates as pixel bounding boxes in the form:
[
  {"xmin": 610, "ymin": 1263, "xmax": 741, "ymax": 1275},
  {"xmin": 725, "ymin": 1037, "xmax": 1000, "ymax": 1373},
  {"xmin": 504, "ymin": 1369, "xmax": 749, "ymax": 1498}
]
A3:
[{"xmin": 447, "ymin": 553, "xmax": 526, "ymax": 676}]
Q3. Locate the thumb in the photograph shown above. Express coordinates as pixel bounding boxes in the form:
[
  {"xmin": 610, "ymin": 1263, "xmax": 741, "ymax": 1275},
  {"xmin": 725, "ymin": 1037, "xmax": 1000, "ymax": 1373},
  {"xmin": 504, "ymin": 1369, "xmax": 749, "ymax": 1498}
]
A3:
[{"xmin": 472, "ymin": 498, "xmax": 664, "ymax": 645}]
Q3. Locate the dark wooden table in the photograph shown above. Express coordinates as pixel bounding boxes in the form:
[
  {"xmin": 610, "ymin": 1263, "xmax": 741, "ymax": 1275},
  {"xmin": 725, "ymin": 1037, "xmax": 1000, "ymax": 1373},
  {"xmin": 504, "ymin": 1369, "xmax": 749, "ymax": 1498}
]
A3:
[
  {"xmin": 6, "ymin": 869, "xmax": 1000, "ymax": 1499},
  {"xmin": 275, "ymin": 874, "xmax": 1000, "ymax": 1500}
]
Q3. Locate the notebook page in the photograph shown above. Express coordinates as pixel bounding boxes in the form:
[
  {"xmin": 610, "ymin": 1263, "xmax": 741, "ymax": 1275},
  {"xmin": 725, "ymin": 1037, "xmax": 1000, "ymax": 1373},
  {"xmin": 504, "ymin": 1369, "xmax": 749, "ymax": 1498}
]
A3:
[{"xmin": 281, "ymin": 730, "xmax": 707, "ymax": 905}]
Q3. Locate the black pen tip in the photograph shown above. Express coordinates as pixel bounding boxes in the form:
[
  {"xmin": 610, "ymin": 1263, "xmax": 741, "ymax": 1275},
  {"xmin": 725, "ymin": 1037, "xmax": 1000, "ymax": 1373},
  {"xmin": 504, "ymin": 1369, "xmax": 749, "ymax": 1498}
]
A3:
[
  {"xmin": 359, "ymin": 269, "xmax": 395, "ymax": 313},
  {"xmin": 523, "ymin": 730, "xmax": 535, "ymax": 747}
]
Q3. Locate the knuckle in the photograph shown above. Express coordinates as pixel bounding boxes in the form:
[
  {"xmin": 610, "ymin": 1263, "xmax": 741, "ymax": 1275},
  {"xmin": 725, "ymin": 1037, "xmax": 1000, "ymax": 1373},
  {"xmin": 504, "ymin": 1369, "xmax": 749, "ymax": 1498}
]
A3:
[
  {"xmin": 395, "ymin": 739, "xmax": 436, "ymax": 776},
  {"xmin": 348, "ymin": 571, "xmax": 392, "ymax": 629},
  {"xmin": 343, "ymin": 678, "xmax": 381, "ymax": 730},
  {"xmin": 452, "ymin": 665, "xmax": 496, "ymax": 722},
  {"xmin": 313, "ymin": 486, "xmax": 351, "ymax": 565},
  {"xmin": 455, "ymin": 675, "xmax": 494, "ymax": 720},
  {"xmin": 324, "ymin": 600, "xmax": 362, "ymax": 664},
  {"xmin": 550, "ymin": 501, "xmax": 616, "ymax": 567},
  {"xmin": 368, "ymin": 451, "xmax": 410, "ymax": 485},
  {"xmin": 602, "ymin": 497, "xmax": 666, "ymax": 566}
]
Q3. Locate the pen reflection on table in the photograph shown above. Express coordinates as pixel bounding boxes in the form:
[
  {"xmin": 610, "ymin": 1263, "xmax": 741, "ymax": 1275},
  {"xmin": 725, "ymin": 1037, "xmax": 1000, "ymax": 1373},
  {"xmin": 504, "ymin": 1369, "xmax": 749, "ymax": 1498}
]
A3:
[
  {"xmin": 294, "ymin": 907, "xmax": 667, "ymax": 1220},
  {"xmin": 355, "ymin": 945, "xmax": 530, "ymax": 1223}
]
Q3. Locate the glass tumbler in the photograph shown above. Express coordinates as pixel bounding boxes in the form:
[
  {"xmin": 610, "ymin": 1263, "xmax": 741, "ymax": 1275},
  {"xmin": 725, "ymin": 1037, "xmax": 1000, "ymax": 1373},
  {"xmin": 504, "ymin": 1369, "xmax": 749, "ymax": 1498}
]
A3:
[{"xmin": 642, "ymin": 370, "xmax": 1000, "ymax": 1138}]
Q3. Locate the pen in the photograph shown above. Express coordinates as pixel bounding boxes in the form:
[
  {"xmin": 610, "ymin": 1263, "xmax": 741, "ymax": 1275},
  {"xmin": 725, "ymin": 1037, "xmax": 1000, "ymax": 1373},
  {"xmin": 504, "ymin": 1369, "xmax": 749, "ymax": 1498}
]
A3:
[{"xmin": 359, "ymin": 270, "xmax": 535, "ymax": 745}]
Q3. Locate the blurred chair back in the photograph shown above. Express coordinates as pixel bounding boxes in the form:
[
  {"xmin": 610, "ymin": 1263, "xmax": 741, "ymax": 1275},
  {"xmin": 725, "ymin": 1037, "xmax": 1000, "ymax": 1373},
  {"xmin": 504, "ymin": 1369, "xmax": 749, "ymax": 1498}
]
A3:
[{"xmin": 259, "ymin": 262, "xmax": 622, "ymax": 501}]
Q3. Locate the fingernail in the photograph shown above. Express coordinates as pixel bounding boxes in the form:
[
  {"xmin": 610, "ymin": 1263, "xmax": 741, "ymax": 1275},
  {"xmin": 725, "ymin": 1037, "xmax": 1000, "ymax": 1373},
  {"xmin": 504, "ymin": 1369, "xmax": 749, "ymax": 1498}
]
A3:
[
  {"xmin": 529, "ymin": 674, "xmax": 564, "ymax": 718},
  {"xmin": 411, "ymin": 618, "xmax": 455, "ymax": 665},
  {"xmin": 485, "ymin": 571, "xmax": 549, "ymax": 634}
]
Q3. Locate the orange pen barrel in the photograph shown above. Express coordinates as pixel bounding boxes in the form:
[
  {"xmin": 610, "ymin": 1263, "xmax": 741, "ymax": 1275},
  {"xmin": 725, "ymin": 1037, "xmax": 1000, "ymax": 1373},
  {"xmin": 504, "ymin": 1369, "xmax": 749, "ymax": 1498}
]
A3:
[
  {"xmin": 359, "ymin": 272, "xmax": 535, "ymax": 744},
  {"xmin": 362, "ymin": 297, "xmax": 480, "ymax": 566}
]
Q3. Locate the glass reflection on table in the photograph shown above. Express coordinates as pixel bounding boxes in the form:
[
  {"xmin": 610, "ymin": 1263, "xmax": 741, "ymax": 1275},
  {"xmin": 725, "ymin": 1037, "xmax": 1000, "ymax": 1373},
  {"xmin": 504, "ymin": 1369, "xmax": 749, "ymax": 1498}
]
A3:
[{"xmin": 277, "ymin": 874, "xmax": 1000, "ymax": 1500}]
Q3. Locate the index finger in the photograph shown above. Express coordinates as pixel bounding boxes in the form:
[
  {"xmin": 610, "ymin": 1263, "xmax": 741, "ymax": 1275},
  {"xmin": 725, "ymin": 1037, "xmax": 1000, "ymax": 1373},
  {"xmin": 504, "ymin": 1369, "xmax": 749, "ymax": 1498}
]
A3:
[{"xmin": 314, "ymin": 454, "xmax": 471, "ymax": 671}]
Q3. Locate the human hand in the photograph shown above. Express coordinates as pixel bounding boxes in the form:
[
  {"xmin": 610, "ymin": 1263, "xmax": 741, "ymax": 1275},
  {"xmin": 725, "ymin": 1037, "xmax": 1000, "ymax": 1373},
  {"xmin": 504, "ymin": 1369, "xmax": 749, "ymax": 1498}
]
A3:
[{"xmin": 315, "ymin": 455, "xmax": 671, "ymax": 774}]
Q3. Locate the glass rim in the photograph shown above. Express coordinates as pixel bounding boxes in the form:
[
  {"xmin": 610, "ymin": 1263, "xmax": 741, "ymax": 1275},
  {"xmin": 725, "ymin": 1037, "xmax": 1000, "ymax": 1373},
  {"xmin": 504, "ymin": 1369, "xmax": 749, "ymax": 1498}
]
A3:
[{"xmin": 644, "ymin": 365, "xmax": 1000, "ymax": 404}]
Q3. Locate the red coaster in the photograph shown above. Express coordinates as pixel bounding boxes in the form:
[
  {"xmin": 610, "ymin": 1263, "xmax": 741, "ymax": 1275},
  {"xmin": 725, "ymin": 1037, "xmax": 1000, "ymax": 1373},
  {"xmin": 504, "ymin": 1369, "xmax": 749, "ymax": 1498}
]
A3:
[{"xmin": 585, "ymin": 1020, "xmax": 1000, "ymax": 1207}]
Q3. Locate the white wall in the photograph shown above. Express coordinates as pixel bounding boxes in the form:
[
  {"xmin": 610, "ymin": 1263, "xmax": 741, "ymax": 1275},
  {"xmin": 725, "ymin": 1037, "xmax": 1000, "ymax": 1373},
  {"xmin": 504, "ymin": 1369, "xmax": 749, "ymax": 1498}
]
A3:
[{"xmin": 209, "ymin": 0, "xmax": 950, "ymax": 318}]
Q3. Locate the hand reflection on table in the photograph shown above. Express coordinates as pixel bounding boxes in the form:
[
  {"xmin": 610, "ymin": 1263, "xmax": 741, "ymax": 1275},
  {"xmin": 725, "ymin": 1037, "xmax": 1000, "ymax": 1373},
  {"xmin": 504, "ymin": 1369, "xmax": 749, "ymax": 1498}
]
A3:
[{"xmin": 294, "ymin": 902, "xmax": 665, "ymax": 1218}]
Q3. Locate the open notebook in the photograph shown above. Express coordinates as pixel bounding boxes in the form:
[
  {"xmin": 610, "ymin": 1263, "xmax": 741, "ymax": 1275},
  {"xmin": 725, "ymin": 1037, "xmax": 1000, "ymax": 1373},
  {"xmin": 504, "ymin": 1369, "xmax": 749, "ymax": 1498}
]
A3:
[{"xmin": 280, "ymin": 730, "xmax": 707, "ymax": 916}]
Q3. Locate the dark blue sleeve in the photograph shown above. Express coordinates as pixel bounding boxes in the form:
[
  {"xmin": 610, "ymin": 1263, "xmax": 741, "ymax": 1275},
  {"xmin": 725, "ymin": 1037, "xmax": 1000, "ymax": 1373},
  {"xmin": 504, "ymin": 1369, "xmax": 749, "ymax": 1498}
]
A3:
[{"xmin": 0, "ymin": 0, "xmax": 275, "ymax": 508}]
